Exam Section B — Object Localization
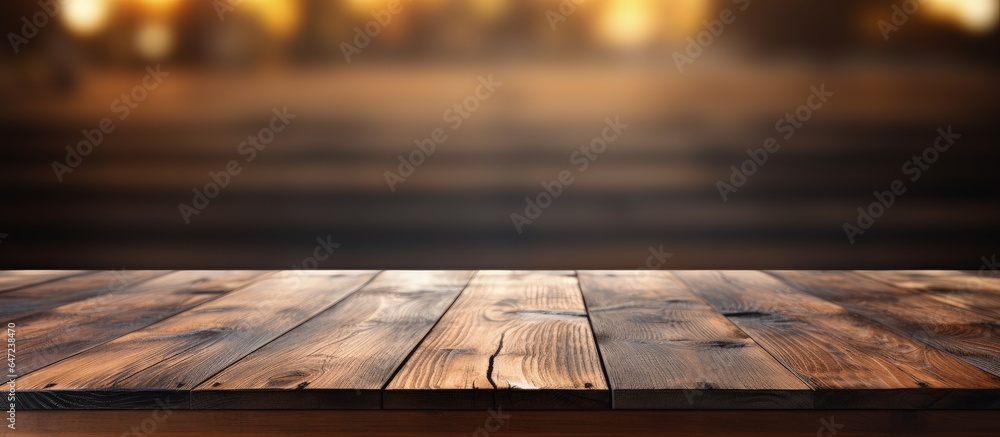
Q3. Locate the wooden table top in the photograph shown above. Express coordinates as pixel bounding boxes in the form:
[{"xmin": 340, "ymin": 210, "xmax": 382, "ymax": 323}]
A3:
[{"xmin": 3, "ymin": 270, "xmax": 999, "ymax": 410}]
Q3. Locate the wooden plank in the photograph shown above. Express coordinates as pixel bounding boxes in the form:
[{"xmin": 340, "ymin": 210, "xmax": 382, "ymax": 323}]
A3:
[
  {"xmin": 673, "ymin": 270, "xmax": 1000, "ymax": 409},
  {"xmin": 10, "ymin": 270, "xmax": 271, "ymax": 375},
  {"xmin": 16, "ymin": 270, "xmax": 378, "ymax": 409},
  {"xmin": 770, "ymin": 270, "xmax": 1000, "ymax": 380},
  {"xmin": 15, "ymin": 410, "xmax": 1000, "ymax": 437},
  {"xmin": 856, "ymin": 270, "xmax": 1000, "ymax": 319},
  {"xmin": 0, "ymin": 270, "xmax": 171, "ymax": 321},
  {"xmin": 0, "ymin": 271, "xmax": 90, "ymax": 293},
  {"xmin": 384, "ymin": 271, "xmax": 608, "ymax": 409},
  {"xmin": 192, "ymin": 270, "xmax": 475, "ymax": 409},
  {"xmin": 577, "ymin": 271, "xmax": 811, "ymax": 409}
]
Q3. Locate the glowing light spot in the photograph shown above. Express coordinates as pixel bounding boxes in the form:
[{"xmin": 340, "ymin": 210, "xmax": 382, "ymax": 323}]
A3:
[
  {"xmin": 927, "ymin": 0, "xmax": 999, "ymax": 33},
  {"xmin": 136, "ymin": 21, "xmax": 173, "ymax": 59},
  {"xmin": 62, "ymin": 0, "xmax": 110, "ymax": 35},
  {"xmin": 243, "ymin": 0, "xmax": 301, "ymax": 38},
  {"xmin": 599, "ymin": 0, "xmax": 656, "ymax": 47}
]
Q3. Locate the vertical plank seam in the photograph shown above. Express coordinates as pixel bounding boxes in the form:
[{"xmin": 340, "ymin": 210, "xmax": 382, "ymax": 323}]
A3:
[
  {"xmin": 575, "ymin": 270, "xmax": 615, "ymax": 409},
  {"xmin": 15, "ymin": 271, "xmax": 281, "ymax": 386},
  {"xmin": 20, "ymin": 271, "xmax": 284, "ymax": 410},
  {"xmin": 10, "ymin": 270, "xmax": 186, "ymax": 380},
  {"xmin": 181, "ymin": 270, "xmax": 384, "ymax": 406},
  {"xmin": 379, "ymin": 270, "xmax": 480, "ymax": 409}
]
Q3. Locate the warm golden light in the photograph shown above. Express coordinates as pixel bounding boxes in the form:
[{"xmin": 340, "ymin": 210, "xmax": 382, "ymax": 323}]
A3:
[
  {"xmin": 660, "ymin": 0, "xmax": 713, "ymax": 39},
  {"xmin": 140, "ymin": 0, "xmax": 181, "ymax": 11},
  {"xmin": 62, "ymin": 0, "xmax": 110, "ymax": 35},
  {"xmin": 473, "ymin": 0, "xmax": 507, "ymax": 17},
  {"xmin": 347, "ymin": 0, "xmax": 388, "ymax": 12},
  {"xmin": 598, "ymin": 0, "xmax": 656, "ymax": 47},
  {"xmin": 136, "ymin": 21, "xmax": 173, "ymax": 59},
  {"xmin": 242, "ymin": 0, "xmax": 302, "ymax": 38},
  {"xmin": 926, "ymin": 0, "xmax": 999, "ymax": 33}
]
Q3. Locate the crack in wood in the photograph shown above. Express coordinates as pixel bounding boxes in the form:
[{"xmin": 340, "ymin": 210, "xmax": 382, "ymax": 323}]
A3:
[{"xmin": 486, "ymin": 331, "xmax": 506, "ymax": 390}]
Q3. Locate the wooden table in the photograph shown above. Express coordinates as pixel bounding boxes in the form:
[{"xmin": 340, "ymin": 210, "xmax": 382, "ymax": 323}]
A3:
[{"xmin": 3, "ymin": 270, "xmax": 999, "ymax": 436}]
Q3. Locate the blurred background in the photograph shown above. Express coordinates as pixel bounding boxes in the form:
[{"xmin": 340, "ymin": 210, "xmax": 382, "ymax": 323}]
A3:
[{"xmin": 0, "ymin": 0, "xmax": 997, "ymax": 269}]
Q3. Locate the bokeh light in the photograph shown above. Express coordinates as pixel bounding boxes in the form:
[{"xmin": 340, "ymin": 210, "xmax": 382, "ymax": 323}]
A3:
[
  {"xmin": 62, "ymin": 0, "xmax": 110, "ymax": 35},
  {"xmin": 926, "ymin": 0, "xmax": 999, "ymax": 33}
]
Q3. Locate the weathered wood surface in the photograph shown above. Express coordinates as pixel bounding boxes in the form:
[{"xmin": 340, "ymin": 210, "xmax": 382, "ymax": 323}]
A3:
[
  {"xmin": 577, "ymin": 271, "xmax": 810, "ymax": 408},
  {"xmin": 192, "ymin": 271, "xmax": 475, "ymax": 409},
  {"xmin": 17, "ymin": 271, "xmax": 377, "ymax": 409},
  {"xmin": 0, "ymin": 271, "xmax": 89, "ymax": 294},
  {"xmin": 0, "ymin": 270, "xmax": 169, "ymax": 321},
  {"xmin": 6, "ymin": 270, "xmax": 1000, "ymax": 411},
  {"xmin": 855, "ymin": 270, "xmax": 1000, "ymax": 319},
  {"xmin": 771, "ymin": 270, "xmax": 1000, "ymax": 379},
  {"xmin": 384, "ymin": 271, "xmax": 609, "ymax": 409},
  {"xmin": 10, "ymin": 270, "xmax": 270, "ymax": 375},
  {"xmin": 674, "ymin": 270, "xmax": 1000, "ymax": 408}
]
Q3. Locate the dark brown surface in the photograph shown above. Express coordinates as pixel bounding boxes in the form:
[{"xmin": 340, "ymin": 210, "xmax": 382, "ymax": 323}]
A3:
[
  {"xmin": 8, "ymin": 270, "xmax": 1000, "ymax": 412},
  {"xmin": 2, "ymin": 66, "xmax": 997, "ymax": 271},
  {"xmin": 14, "ymin": 410, "xmax": 1000, "ymax": 437}
]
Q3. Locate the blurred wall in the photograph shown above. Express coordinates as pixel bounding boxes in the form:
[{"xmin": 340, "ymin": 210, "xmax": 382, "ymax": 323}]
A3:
[{"xmin": 0, "ymin": 0, "xmax": 998, "ymax": 269}]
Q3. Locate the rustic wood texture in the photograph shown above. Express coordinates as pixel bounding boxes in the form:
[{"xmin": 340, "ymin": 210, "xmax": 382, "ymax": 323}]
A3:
[
  {"xmin": 770, "ymin": 270, "xmax": 1000, "ymax": 379},
  {"xmin": 10, "ymin": 270, "xmax": 270, "ymax": 375},
  {"xmin": 577, "ymin": 270, "xmax": 811, "ymax": 408},
  {"xmin": 384, "ymin": 271, "xmax": 609, "ymax": 409},
  {"xmin": 855, "ymin": 270, "xmax": 1000, "ymax": 319},
  {"xmin": 673, "ymin": 270, "xmax": 1000, "ymax": 408},
  {"xmin": 16, "ymin": 270, "xmax": 378, "ymax": 409},
  {"xmin": 8, "ymin": 270, "xmax": 1000, "ymax": 412},
  {"xmin": 0, "ymin": 270, "xmax": 170, "ymax": 321},
  {"xmin": 192, "ymin": 271, "xmax": 475, "ymax": 409},
  {"xmin": 0, "ymin": 270, "xmax": 89, "ymax": 294}
]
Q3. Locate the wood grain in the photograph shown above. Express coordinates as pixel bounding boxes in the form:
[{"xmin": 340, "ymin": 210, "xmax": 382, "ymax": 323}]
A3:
[
  {"xmin": 16, "ymin": 270, "xmax": 378, "ymax": 409},
  {"xmin": 0, "ymin": 270, "xmax": 90, "ymax": 294},
  {"xmin": 855, "ymin": 270, "xmax": 1000, "ymax": 319},
  {"xmin": 192, "ymin": 270, "xmax": 475, "ymax": 409},
  {"xmin": 673, "ymin": 270, "xmax": 1000, "ymax": 408},
  {"xmin": 385, "ymin": 271, "xmax": 608, "ymax": 409},
  {"xmin": 7, "ymin": 269, "xmax": 1000, "ymax": 412},
  {"xmin": 11, "ymin": 270, "xmax": 270, "ymax": 375},
  {"xmin": 0, "ymin": 270, "xmax": 170, "ymax": 321},
  {"xmin": 770, "ymin": 270, "xmax": 1000, "ymax": 379},
  {"xmin": 577, "ymin": 270, "xmax": 811, "ymax": 409}
]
